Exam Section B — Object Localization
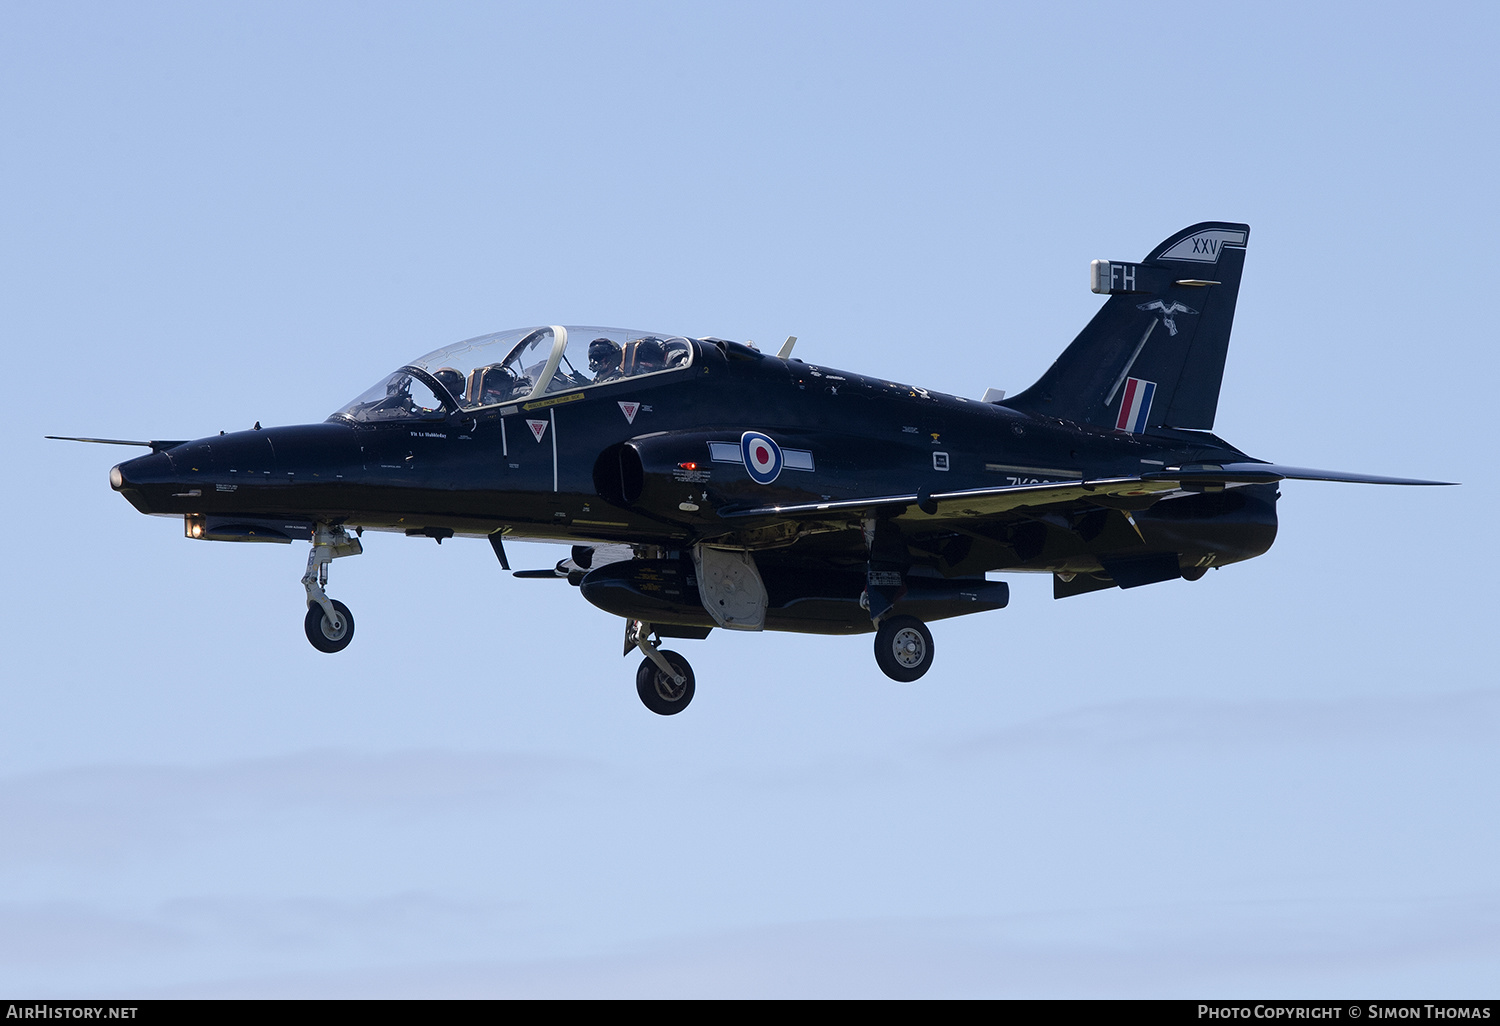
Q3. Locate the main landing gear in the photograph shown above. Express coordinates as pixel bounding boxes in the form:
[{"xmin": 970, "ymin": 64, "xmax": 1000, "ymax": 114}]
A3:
[
  {"xmin": 625, "ymin": 620, "xmax": 695, "ymax": 715},
  {"xmin": 618, "ymin": 612, "xmax": 936, "ymax": 713},
  {"xmin": 873, "ymin": 615, "xmax": 934, "ymax": 682},
  {"xmin": 301, "ymin": 524, "xmax": 363, "ymax": 653}
]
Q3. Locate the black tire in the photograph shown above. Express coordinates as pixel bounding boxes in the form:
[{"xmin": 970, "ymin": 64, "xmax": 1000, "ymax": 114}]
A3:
[
  {"xmin": 636, "ymin": 649, "xmax": 695, "ymax": 715},
  {"xmin": 304, "ymin": 599, "xmax": 355, "ymax": 653},
  {"xmin": 874, "ymin": 615, "xmax": 933, "ymax": 682}
]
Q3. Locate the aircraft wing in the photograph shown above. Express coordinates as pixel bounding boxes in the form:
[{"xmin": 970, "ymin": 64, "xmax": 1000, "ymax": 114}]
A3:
[
  {"xmin": 719, "ymin": 476, "xmax": 1182, "ymax": 526},
  {"xmin": 719, "ymin": 464, "xmax": 1453, "ymax": 527}
]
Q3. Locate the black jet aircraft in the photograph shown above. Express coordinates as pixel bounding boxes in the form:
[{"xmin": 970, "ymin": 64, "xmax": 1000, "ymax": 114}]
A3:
[{"xmin": 59, "ymin": 222, "xmax": 1449, "ymax": 715}]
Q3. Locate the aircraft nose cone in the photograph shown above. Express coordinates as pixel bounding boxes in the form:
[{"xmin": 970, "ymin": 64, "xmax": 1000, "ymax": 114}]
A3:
[
  {"xmin": 110, "ymin": 451, "xmax": 184, "ymax": 514},
  {"xmin": 113, "ymin": 450, "xmax": 174, "ymax": 488}
]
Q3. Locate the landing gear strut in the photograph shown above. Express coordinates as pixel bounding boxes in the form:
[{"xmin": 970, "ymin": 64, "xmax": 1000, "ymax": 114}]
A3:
[
  {"xmin": 625, "ymin": 619, "xmax": 695, "ymax": 715},
  {"xmin": 874, "ymin": 615, "xmax": 934, "ymax": 682},
  {"xmin": 301, "ymin": 523, "xmax": 362, "ymax": 653}
]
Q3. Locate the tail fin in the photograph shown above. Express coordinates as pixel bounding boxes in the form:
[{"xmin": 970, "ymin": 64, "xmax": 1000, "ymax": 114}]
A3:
[{"xmin": 1004, "ymin": 221, "xmax": 1250, "ymax": 432}]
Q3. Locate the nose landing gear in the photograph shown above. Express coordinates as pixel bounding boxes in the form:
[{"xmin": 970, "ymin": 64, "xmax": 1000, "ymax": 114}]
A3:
[{"xmin": 301, "ymin": 524, "xmax": 362, "ymax": 653}]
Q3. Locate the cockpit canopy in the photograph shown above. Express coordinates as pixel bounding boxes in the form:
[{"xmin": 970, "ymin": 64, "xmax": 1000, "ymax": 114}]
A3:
[{"xmin": 331, "ymin": 325, "xmax": 697, "ymax": 424}]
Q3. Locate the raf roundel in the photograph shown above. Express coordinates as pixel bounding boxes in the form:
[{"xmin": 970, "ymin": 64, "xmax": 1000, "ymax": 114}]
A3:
[{"xmin": 740, "ymin": 431, "xmax": 783, "ymax": 485}]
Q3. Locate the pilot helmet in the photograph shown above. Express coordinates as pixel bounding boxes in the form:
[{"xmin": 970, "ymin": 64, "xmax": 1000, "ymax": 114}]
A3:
[
  {"xmin": 589, "ymin": 337, "xmax": 621, "ymax": 373},
  {"xmin": 432, "ymin": 367, "xmax": 464, "ymax": 402}
]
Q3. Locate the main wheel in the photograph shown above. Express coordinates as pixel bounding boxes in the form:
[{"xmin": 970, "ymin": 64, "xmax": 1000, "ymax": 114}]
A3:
[
  {"xmin": 636, "ymin": 649, "xmax": 695, "ymax": 715},
  {"xmin": 304, "ymin": 599, "xmax": 355, "ymax": 653},
  {"xmin": 874, "ymin": 615, "xmax": 933, "ymax": 682}
]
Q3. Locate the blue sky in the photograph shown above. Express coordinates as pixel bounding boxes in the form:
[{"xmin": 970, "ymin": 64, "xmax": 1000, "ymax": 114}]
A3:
[{"xmin": 1, "ymin": 1, "xmax": 1496, "ymax": 996}]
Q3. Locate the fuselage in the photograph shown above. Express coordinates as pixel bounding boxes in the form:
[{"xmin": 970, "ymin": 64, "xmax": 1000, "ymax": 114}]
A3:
[{"xmin": 111, "ymin": 335, "xmax": 1278, "ymax": 581}]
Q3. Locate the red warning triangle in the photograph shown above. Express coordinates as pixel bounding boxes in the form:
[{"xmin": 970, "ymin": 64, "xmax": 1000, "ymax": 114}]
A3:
[
  {"xmin": 618, "ymin": 401, "xmax": 640, "ymax": 425},
  {"xmin": 526, "ymin": 419, "xmax": 549, "ymax": 442}
]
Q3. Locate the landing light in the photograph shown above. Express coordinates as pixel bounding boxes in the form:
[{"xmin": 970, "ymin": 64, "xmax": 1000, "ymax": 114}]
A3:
[
  {"xmin": 109, "ymin": 466, "xmax": 123, "ymax": 490},
  {"xmin": 185, "ymin": 515, "xmax": 205, "ymax": 539}
]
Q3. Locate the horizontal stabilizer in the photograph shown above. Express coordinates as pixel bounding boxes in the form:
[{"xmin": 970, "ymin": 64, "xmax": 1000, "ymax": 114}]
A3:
[{"xmin": 1143, "ymin": 463, "xmax": 1456, "ymax": 487}]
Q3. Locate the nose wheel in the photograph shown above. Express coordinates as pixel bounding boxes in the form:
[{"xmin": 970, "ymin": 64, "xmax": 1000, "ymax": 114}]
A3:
[
  {"xmin": 305, "ymin": 599, "xmax": 355, "ymax": 653},
  {"xmin": 874, "ymin": 615, "xmax": 934, "ymax": 682}
]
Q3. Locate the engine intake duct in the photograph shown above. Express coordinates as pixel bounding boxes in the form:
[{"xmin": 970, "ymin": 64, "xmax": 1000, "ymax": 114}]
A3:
[{"xmin": 580, "ymin": 559, "xmax": 1008, "ymax": 636}]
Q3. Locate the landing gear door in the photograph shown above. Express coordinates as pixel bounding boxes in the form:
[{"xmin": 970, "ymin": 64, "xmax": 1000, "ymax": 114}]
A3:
[{"xmin": 692, "ymin": 545, "xmax": 767, "ymax": 631}]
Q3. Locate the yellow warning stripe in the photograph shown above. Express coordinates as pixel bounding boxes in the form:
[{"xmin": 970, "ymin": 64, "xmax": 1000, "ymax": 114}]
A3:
[{"xmin": 522, "ymin": 392, "xmax": 586, "ymax": 412}]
